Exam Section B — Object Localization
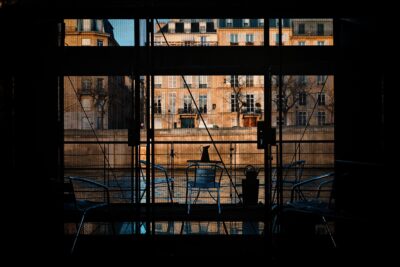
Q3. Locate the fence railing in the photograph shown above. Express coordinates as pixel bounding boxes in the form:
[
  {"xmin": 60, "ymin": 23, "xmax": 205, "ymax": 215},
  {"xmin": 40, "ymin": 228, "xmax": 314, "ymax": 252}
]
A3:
[{"xmin": 64, "ymin": 140, "xmax": 334, "ymax": 205}]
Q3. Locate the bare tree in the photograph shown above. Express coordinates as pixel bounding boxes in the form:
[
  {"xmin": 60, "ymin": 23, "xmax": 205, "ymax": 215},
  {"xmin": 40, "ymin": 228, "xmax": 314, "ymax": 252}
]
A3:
[
  {"xmin": 272, "ymin": 75, "xmax": 316, "ymax": 126},
  {"xmin": 325, "ymin": 85, "xmax": 335, "ymax": 124},
  {"xmin": 93, "ymin": 88, "xmax": 108, "ymax": 129},
  {"xmin": 226, "ymin": 75, "xmax": 259, "ymax": 127}
]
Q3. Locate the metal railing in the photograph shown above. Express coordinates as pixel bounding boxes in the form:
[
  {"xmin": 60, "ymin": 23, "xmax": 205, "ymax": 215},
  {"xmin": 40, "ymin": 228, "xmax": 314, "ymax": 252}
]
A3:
[{"xmin": 64, "ymin": 139, "xmax": 334, "ymax": 205}]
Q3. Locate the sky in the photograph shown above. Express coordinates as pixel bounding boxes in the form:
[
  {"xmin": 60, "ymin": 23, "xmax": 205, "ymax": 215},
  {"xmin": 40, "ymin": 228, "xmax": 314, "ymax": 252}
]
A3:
[
  {"xmin": 109, "ymin": 19, "xmax": 134, "ymax": 46},
  {"xmin": 109, "ymin": 19, "xmax": 157, "ymax": 46}
]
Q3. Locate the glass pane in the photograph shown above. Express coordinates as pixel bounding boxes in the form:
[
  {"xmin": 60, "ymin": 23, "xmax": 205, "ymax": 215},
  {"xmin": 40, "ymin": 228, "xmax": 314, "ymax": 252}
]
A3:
[
  {"xmin": 154, "ymin": 18, "xmax": 264, "ymax": 46},
  {"xmin": 269, "ymin": 18, "xmax": 333, "ymax": 46}
]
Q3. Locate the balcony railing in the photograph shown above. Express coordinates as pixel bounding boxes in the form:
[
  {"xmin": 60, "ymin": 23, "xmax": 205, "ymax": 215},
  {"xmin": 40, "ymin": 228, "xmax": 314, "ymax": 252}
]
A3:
[
  {"xmin": 78, "ymin": 88, "xmax": 92, "ymax": 95},
  {"xmin": 64, "ymin": 138, "xmax": 335, "ymax": 206},
  {"xmin": 242, "ymin": 108, "xmax": 262, "ymax": 115},
  {"xmin": 292, "ymin": 31, "xmax": 333, "ymax": 36},
  {"xmin": 178, "ymin": 108, "xmax": 195, "ymax": 114},
  {"xmin": 153, "ymin": 41, "xmax": 217, "ymax": 46}
]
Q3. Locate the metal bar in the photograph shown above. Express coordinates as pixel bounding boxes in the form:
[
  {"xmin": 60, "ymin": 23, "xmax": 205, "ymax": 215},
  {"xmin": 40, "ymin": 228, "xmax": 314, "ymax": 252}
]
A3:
[
  {"xmin": 150, "ymin": 18, "xmax": 156, "ymax": 235},
  {"xmin": 58, "ymin": 20, "xmax": 65, "ymax": 183},
  {"xmin": 61, "ymin": 46, "xmax": 336, "ymax": 76},
  {"xmin": 145, "ymin": 19, "xmax": 151, "ymax": 236},
  {"xmin": 277, "ymin": 17, "xmax": 284, "ymax": 232},
  {"xmin": 134, "ymin": 18, "xmax": 141, "ymax": 235},
  {"xmin": 64, "ymin": 140, "xmax": 335, "ymax": 144}
]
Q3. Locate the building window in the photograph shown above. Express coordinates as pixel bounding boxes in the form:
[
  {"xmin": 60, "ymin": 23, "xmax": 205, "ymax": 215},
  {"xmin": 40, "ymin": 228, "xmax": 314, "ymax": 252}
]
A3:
[
  {"xmin": 199, "ymin": 76, "xmax": 208, "ymax": 88},
  {"xmin": 230, "ymin": 34, "xmax": 238, "ymax": 45},
  {"xmin": 317, "ymin": 24, "xmax": 324, "ymax": 35},
  {"xmin": 243, "ymin": 19, "xmax": 250, "ymax": 27},
  {"xmin": 298, "ymin": 41, "xmax": 306, "ymax": 46},
  {"xmin": 97, "ymin": 39, "xmax": 103, "ymax": 46},
  {"xmin": 226, "ymin": 19, "xmax": 233, "ymax": 27},
  {"xmin": 230, "ymin": 75, "xmax": 239, "ymax": 88},
  {"xmin": 83, "ymin": 19, "xmax": 91, "ymax": 31},
  {"xmin": 296, "ymin": 111, "xmax": 307, "ymax": 126},
  {"xmin": 154, "ymin": 96, "xmax": 162, "ymax": 114},
  {"xmin": 246, "ymin": 94, "xmax": 255, "ymax": 113},
  {"xmin": 82, "ymin": 38, "xmax": 91, "ymax": 46},
  {"xmin": 96, "ymin": 78, "xmax": 104, "ymax": 93},
  {"xmin": 258, "ymin": 19, "xmax": 264, "ymax": 27},
  {"xmin": 317, "ymin": 111, "xmax": 326, "ymax": 125},
  {"xmin": 168, "ymin": 93, "xmax": 176, "ymax": 114},
  {"xmin": 199, "ymin": 95, "xmax": 207, "ymax": 114},
  {"xmin": 200, "ymin": 36, "xmax": 207, "ymax": 46},
  {"xmin": 183, "ymin": 95, "xmax": 192, "ymax": 113},
  {"xmin": 246, "ymin": 75, "xmax": 254, "ymax": 87},
  {"xmin": 95, "ymin": 20, "xmax": 104, "ymax": 32},
  {"xmin": 183, "ymin": 76, "xmax": 192, "ymax": 88},
  {"xmin": 81, "ymin": 78, "xmax": 91, "ymax": 92},
  {"xmin": 231, "ymin": 94, "xmax": 238, "ymax": 112},
  {"xmin": 96, "ymin": 117, "xmax": 103, "ymax": 129},
  {"xmin": 298, "ymin": 23, "xmax": 305, "ymax": 34},
  {"xmin": 317, "ymin": 41, "xmax": 325, "ymax": 46},
  {"xmin": 317, "ymin": 75, "xmax": 326, "ymax": 85},
  {"xmin": 168, "ymin": 76, "xmax": 177, "ymax": 88},
  {"xmin": 246, "ymin": 34, "xmax": 254, "ymax": 45},
  {"xmin": 298, "ymin": 92, "xmax": 307, "ymax": 105},
  {"xmin": 154, "ymin": 76, "xmax": 162, "ymax": 88},
  {"xmin": 199, "ymin": 22, "xmax": 206, "ymax": 33},
  {"xmin": 181, "ymin": 118, "xmax": 194, "ymax": 128},
  {"xmin": 317, "ymin": 93, "xmax": 326, "ymax": 105}
]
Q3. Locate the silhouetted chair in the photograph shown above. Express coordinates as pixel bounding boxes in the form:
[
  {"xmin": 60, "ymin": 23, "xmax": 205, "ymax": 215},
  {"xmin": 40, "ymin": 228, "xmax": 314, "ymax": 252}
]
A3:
[
  {"xmin": 272, "ymin": 160, "xmax": 306, "ymax": 204},
  {"xmin": 64, "ymin": 176, "xmax": 112, "ymax": 254},
  {"xmin": 139, "ymin": 160, "xmax": 174, "ymax": 203},
  {"xmin": 274, "ymin": 172, "xmax": 337, "ymax": 247},
  {"xmin": 185, "ymin": 162, "xmax": 224, "ymax": 214}
]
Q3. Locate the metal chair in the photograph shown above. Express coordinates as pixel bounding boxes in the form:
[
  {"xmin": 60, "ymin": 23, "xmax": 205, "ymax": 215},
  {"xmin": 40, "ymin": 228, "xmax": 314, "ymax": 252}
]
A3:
[
  {"xmin": 273, "ymin": 172, "xmax": 337, "ymax": 247},
  {"xmin": 139, "ymin": 160, "xmax": 174, "ymax": 203},
  {"xmin": 272, "ymin": 160, "xmax": 306, "ymax": 204},
  {"xmin": 185, "ymin": 162, "xmax": 224, "ymax": 214},
  {"xmin": 64, "ymin": 176, "xmax": 112, "ymax": 254}
]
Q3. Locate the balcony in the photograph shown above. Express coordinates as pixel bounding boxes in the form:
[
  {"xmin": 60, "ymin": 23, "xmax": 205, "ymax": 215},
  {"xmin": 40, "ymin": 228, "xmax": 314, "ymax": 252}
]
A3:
[
  {"xmin": 178, "ymin": 108, "xmax": 196, "ymax": 114},
  {"xmin": 292, "ymin": 30, "xmax": 333, "ymax": 36},
  {"xmin": 242, "ymin": 108, "xmax": 262, "ymax": 116},
  {"xmin": 245, "ymin": 41, "xmax": 254, "ymax": 46},
  {"xmin": 78, "ymin": 88, "xmax": 92, "ymax": 96}
]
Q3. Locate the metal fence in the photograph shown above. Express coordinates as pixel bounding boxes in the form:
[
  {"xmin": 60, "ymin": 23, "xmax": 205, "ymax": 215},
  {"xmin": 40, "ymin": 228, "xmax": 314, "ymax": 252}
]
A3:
[{"xmin": 64, "ymin": 140, "xmax": 334, "ymax": 205}]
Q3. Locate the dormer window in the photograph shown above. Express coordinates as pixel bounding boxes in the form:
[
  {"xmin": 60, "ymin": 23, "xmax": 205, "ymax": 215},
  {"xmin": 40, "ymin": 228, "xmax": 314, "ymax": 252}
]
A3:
[
  {"xmin": 243, "ymin": 19, "xmax": 250, "ymax": 27},
  {"xmin": 226, "ymin": 19, "xmax": 233, "ymax": 27},
  {"xmin": 258, "ymin": 19, "xmax": 264, "ymax": 27}
]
